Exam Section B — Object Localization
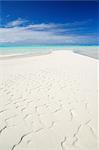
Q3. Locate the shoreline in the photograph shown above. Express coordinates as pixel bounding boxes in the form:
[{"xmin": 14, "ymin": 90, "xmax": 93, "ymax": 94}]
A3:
[
  {"xmin": 0, "ymin": 49, "xmax": 98, "ymax": 60},
  {"xmin": 0, "ymin": 51, "xmax": 52, "ymax": 60}
]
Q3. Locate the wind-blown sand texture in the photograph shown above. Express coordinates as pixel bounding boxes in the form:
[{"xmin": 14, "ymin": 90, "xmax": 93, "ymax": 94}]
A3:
[{"xmin": 0, "ymin": 50, "xmax": 98, "ymax": 150}]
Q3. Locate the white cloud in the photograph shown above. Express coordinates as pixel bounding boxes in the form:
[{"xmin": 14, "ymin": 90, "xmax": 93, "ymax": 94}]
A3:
[
  {"xmin": 26, "ymin": 23, "xmax": 59, "ymax": 30},
  {"xmin": 0, "ymin": 19, "xmax": 97, "ymax": 45},
  {"xmin": 6, "ymin": 18, "xmax": 27, "ymax": 27}
]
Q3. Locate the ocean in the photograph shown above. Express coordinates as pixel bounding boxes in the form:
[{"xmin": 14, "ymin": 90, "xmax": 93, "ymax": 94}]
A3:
[{"xmin": 0, "ymin": 45, "xmax": 98, "ymax": 59}]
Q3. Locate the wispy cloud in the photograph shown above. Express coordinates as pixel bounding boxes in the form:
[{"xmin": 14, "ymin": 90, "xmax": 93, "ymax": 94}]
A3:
[
  {"xmin": 5, "ymin": 18, "xmax": 28, "ymax": 28},
  {"xmin": 63, "ymin": 19, "xmax": 93, "ymax": 28},
  {"xmin": 0, "ymin": 18, "xmax": 97, "ymax": 45}
]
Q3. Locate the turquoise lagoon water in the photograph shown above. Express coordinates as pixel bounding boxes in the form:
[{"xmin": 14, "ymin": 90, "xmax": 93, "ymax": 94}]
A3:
[{"xmin": 0, "ymin": 45, "xmax": 98, "ymax": 59}]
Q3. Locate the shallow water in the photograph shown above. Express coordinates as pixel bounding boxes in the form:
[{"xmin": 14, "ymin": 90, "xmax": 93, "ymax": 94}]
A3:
[{"xmin": 0, "ymin": 45, "xmax": 98, "ymax": 59}]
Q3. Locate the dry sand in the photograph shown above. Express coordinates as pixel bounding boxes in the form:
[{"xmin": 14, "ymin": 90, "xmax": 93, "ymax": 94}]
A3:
[{"xmin": 0, "ymin": 50, "xmax": 98, "ymax": 150}]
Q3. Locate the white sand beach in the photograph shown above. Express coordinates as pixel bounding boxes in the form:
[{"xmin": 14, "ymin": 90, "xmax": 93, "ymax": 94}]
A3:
[{"xmin": 0, "ymin": 50, "xmax": 98, "ymax": 150}]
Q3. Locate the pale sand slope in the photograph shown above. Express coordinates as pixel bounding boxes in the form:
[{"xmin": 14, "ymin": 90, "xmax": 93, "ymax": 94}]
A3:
[{"xmin": 0, "ymin": 50, "xmax": 98, "ymax": 150}]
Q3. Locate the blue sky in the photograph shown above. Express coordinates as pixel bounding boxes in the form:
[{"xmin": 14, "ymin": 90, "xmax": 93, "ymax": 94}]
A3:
[{"xmin": 0, "ymin": 1, "xmax": 98, "ymax": 46}]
